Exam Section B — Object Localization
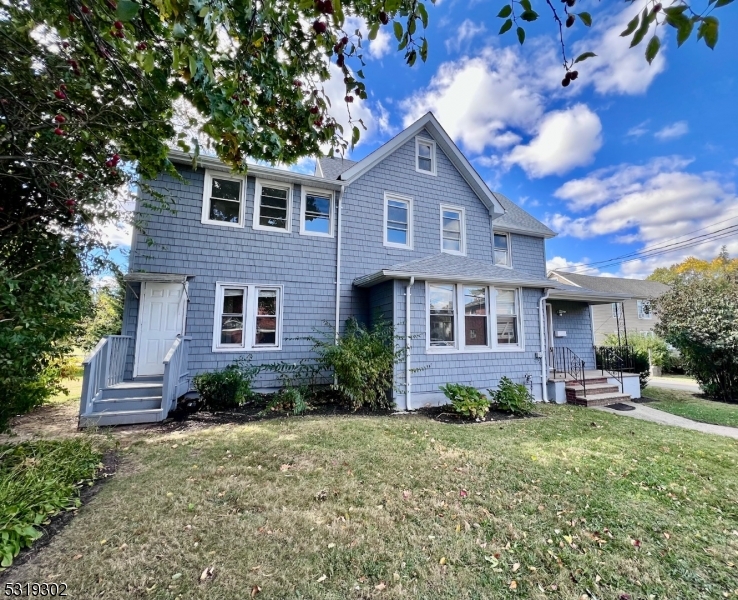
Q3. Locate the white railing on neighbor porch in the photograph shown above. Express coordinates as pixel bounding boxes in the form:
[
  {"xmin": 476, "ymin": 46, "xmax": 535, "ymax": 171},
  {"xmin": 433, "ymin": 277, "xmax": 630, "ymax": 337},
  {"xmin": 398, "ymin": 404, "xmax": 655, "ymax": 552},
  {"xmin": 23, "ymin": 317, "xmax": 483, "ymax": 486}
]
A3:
[
  {"xmin": 161, "ymin": 335, "xmax": 191, "ymax": 418},
  {"xmin": 79, "ymin": 335, "xmax": 132, "ymax": 416}
]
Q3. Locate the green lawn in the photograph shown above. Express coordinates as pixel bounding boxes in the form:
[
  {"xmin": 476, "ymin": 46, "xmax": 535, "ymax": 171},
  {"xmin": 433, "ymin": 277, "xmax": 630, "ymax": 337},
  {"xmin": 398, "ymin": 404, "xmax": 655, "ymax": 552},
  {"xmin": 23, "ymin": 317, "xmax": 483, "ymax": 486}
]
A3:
[
  {"xmin": 645, "ymin": 386, "xmax": 738, "ymax": 428},
  {"xmin": 6, "ymin": 405, "xmax": 738, "ymax": 598},
  {"xmin": 47, "ymin": 375, "xmax": 83, "ymax": 406}
]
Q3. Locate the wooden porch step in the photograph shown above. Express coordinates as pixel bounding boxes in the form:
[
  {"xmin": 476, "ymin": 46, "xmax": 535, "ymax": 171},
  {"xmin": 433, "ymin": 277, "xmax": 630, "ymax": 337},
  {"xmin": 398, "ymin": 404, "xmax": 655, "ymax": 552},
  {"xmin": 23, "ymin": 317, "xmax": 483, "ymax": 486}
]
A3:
[
  {"xmin": 79, "ymin": 409, "xmax": 164, "ymax": 427},
  {"xmin": 92, "ymin": 396, "xmax": 163, "ymax": 413}
]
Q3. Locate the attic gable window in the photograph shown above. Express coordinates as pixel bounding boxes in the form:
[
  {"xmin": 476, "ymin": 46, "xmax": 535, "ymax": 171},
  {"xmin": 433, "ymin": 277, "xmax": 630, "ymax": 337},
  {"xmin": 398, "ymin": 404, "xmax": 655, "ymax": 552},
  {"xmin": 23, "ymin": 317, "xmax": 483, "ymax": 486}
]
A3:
[
  {"xmin": 415, "ymin": 137, "xmax": 436, "ymax": 175},
  {"xmin": 201, "ymin": 171, "xmax": 244, "ymax": 227}
]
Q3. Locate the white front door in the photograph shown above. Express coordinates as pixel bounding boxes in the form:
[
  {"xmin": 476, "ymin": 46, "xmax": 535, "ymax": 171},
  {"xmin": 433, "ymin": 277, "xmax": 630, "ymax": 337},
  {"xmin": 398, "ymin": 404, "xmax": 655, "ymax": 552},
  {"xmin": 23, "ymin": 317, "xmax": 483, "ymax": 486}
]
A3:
[{"xmin": 134, "ymin": 282, "xmax": 187, "ymax": 377}]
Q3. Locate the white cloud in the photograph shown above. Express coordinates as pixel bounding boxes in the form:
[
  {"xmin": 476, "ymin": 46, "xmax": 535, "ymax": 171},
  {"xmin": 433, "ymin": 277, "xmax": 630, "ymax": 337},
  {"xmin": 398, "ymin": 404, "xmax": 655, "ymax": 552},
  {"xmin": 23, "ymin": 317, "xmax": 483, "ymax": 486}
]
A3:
[
  {"xmin": 504, "ymin": 104, "xmax": 603, "ymax": 178},
  {"xmin": 547, "ymin": 256, "xmax": 600, "ymax": 274},
  {"xmin": 546, "ymin": 158, "xmax": 738, "ymax": 275},
  {"xmin": 554, "ymin": 156, "xmax": 693, "ymax": 211},
  {"xmin": 369, "ymin": 27, "xmax": 391, "ymax": 59},
  {"xmin": 570, "ymin": 5, "xmax": 667, "ymax": 95},
  {"xmin": 445, "ymin": 19, "xmax": 486, "ymax": 53},
  {"xmin": 654, "ymin": 120, "xmax": 689, "ymax": 141},
  {"xmin": 626, "ymin": 120, "xmax": 649, "ymax": 138},
  {"xmin": 343, "ymin": 16, "xmax": 392, "ymax": 60},
  {"xmin": 400, "ymin": 47, "xmax": 545, "ymax": 154}
]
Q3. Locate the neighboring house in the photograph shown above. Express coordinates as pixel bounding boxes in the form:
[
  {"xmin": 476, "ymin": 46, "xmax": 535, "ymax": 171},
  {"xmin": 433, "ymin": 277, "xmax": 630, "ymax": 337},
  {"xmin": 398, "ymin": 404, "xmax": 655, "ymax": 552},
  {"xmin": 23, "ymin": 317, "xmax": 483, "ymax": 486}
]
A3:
[
  {"xmin": 78, "ymin": 113, "xmax": 639, "ymax": 426},
  {"xmin": 547, "ymin": 271, "xmax": 670, "ymax": 345}
]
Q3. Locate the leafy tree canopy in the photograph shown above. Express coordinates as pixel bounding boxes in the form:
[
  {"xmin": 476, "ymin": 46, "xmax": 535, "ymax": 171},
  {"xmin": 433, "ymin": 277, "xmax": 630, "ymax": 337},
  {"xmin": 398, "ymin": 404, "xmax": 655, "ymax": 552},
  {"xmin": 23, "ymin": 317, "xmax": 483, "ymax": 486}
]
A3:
[
  {"xmin": 648, "ymin": 247, "xmax": 738, "ymax": 285},
  {"xmin": 655, "ymin": 271, "xmax": 738, "ymax": 401}
]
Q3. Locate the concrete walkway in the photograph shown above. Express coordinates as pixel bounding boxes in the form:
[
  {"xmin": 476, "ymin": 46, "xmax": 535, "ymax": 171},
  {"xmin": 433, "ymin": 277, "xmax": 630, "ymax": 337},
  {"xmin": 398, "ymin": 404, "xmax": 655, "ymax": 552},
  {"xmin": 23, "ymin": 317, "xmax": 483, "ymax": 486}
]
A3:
[
  {"xmin": 648, "ymin": 376, "xmax": 700, "ymax": 393},
  {"xmin": 593, "ymin": 402, "xmax": 738, "ymax": 439}
]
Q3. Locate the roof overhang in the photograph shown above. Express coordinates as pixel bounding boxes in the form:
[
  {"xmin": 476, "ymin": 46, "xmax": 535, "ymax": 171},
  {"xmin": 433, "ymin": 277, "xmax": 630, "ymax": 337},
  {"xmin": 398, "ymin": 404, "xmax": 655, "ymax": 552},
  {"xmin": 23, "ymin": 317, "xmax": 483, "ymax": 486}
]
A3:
[
  {"xmin": 167, "ymin": 149, "xmax": 343, "ymax": 191},
  {"xmin": 337, "ymin": 113, "xmax": 505, "ymax": 218},
  {"xmin": 547, "ymin": 289, "xmax": 631, "ymax": 305},
  {"xmin": 354, "ymin": 269, "xmax": 558, "ymax": 289},
  {"xmin": 123, "ymin": 273, "xmax": 193, "ymax": 284},
  {"xmin": 493, "ymin": 223, "xmax": 557, "ymax": 240}
]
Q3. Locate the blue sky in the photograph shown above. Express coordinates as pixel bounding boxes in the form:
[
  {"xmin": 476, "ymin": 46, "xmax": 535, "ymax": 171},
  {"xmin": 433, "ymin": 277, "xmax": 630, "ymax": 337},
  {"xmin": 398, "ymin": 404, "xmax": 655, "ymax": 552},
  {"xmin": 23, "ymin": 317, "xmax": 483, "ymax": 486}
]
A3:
[
  {"xmin": 108, "ymin": 2, "xmax": 737, "ymax": 280},
  {"xmin": 318, "ymin": 0, "xmax": 738, "ymax": 278}
]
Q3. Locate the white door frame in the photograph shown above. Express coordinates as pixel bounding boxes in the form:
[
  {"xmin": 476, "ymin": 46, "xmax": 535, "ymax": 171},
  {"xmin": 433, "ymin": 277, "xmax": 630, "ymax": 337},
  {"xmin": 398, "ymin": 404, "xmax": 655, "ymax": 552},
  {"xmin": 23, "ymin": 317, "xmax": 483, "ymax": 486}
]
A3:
[{"xmin": 133, "ymin": 281, "xmax": 188, "ymax": 378}]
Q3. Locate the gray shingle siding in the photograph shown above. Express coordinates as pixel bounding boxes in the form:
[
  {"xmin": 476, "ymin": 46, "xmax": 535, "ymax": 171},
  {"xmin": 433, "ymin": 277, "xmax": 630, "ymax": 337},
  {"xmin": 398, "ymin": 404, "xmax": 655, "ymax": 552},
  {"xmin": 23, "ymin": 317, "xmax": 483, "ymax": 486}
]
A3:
[
  {"xmin": 549, "ymin": 300, "xmax": 595, "ymax": 369},
  {"xmin": 131, "ymin": 165, "xmax": 339, "ymax": 389},
  {"xmin": 125, "ymin": 128, "xmax": 554, "ymax": 403}
]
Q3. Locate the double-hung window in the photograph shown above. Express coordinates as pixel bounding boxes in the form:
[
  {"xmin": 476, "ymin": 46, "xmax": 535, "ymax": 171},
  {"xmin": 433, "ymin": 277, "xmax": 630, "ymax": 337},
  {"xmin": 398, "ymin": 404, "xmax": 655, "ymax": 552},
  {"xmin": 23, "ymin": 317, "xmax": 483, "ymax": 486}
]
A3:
[
  {"xmin": 254, "ymin": 180, "xmax": 292, "ymax": 232},
  {"xmin": 384, "ymin": 193, "xmax": 413, "ymax": 249},
  {"xmin": 202, "ymin": 172, "xmax": 243, "ymax": 227},
  {"xmin": 496, "ymin": 289, "xmax": 519, "ymax": 345},
  {"xmin": 441, "ymin": 205, "xmax": 465, "ymax": 255},
  {"xmin": 213, "ymin": 283, "xmax": 283, "ymax": 351},
  {"xmin": 301, "ymin": 189, "xmax": 333, "ymax": 236},
  {"xmin": 429, "ymin": 284, "xmax": 455, "ymax": 347},
  {"xmin": 415, "ymin": 137, "xmax": 436, "ymax": 175},
  {"xmin": 611, "ymin": 302, "xmax": 621, "ymax": 318},
  {"xmin": 637, "ymin": 299, "xmax": 652, "ymax": 320},
  {"xmin": 427, "ymin": 284, "xmax": 522, "ymax": 351},
  {"xmin": 493, "ymin": 233, "xmax": 510, "ymax": 266},
  {"xmin": 464, "ymin": 286, "xmax": 488, "ymax": 346}
]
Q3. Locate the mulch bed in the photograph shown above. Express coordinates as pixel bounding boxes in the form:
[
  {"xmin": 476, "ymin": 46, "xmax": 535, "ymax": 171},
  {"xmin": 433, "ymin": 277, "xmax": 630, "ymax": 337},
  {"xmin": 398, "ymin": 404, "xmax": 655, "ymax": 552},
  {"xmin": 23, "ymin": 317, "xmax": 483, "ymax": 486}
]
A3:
[
  {"xmin": 417, "ymin": 405, "xmax": 543, "ymax": 425},
  {"xmin": 0, "ymin": 451, "xmax": 118, "ymax": 583}
]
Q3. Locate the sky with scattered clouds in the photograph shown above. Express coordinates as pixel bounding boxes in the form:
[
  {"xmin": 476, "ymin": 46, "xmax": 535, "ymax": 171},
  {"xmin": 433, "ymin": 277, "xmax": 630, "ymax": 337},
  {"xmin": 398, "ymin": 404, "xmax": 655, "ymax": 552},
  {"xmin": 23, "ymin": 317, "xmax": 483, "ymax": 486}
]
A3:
[{"xmin": 112, "ymin": 1, "xmax": 738, "ymax": 280}]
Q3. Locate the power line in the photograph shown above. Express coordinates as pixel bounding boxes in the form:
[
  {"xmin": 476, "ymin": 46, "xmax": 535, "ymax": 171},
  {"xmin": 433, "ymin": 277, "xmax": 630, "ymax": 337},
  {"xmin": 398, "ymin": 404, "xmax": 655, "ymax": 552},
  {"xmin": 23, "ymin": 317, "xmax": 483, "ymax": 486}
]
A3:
[{"xmin": 556, "ymin": 215, "xmax": 738, "ymax": 274}]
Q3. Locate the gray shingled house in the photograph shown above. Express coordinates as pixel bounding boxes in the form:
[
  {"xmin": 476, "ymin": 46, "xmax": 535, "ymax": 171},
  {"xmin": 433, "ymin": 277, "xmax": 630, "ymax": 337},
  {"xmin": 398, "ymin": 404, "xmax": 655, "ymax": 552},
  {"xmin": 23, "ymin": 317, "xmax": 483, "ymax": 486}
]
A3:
[
  {"xmin": 78, "ymin": 113, "xmax": 639, "ymax": 426},
  {"xmin": 548, "ymin": 271, "xmax": 670, "ymax": 345}
]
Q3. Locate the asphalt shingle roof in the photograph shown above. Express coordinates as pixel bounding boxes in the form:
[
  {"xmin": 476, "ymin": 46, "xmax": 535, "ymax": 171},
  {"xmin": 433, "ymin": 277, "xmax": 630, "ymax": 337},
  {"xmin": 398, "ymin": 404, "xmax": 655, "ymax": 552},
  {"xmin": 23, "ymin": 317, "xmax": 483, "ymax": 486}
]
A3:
[
  {"xmin": 354, "ymin": 253, "xmax": 555, "ymax": 287},
  {"xmin": 550, "ymin": 271, "xmax": 670, "ymax": 297},
  {"xmin": 492, "ymin": 192, "xmax": 556, "ymax": 238},
  {"xmin": 316, "ymin": 156, "xmax": 357, "ymax": 180}
]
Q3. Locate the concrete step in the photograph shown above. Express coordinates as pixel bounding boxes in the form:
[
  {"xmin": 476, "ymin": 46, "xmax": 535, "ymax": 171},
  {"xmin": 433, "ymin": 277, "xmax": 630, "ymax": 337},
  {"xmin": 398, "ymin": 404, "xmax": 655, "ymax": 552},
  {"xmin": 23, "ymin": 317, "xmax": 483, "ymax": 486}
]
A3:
[
  {"xmin": 566, "ymin": 383, "xmax": 621, "ymax": 397},
  {"xmin": 92, "ymin": 396, "xmax": 162, "ymax": 413},
  {"xmin": 100, "ymin": 382, "xmax": 163, "ymax": 399},
  {"xmin": 79, "ymin": 408, "xmax": 163, "ymax": 428},
  {"xmin": 567, "ymin": 392, "xmax": 631, "ymax": 408}
]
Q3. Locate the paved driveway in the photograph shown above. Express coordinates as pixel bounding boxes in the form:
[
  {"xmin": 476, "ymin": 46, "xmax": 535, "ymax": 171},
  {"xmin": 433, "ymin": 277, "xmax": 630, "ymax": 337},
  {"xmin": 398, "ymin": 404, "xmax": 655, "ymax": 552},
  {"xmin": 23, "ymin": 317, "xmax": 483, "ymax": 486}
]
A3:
[{"xmin": 647, "ymin": 376, "xmax": 701, "ymax": 393}]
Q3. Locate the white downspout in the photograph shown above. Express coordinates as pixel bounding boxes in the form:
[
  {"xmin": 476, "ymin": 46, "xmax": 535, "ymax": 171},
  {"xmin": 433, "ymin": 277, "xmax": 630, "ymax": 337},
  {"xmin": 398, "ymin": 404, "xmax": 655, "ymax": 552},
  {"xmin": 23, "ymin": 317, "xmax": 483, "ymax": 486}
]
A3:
[
  {"xmin": 405, "ymin": 276, "xmax": 415, "ymax": 411},
  {"xmin": 334, "ymin": 185, "xmax": 344, "ymax": 388},
  {"xmin": 334, "ymin": 185, "xmax": 344, "ymax": 341},
  {"xmin": 539, "ymin": 288, "xmax": 551, "ymax": 402}
]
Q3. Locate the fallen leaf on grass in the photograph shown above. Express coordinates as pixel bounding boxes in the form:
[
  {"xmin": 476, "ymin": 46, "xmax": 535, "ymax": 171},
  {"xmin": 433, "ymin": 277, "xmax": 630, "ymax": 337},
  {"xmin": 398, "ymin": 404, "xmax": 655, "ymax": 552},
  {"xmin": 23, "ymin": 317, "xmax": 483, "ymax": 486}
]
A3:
[
  {"xmin": 172, "ymin": 573, "xmax": 182, "ymax": 580},
  {"xmin": 439, "ymin": 557, "xmax": 446, "ymax": 565},
  {"xmin": 316, "ymin": 575, "xmax": 327, "ymax": 583},
  {"xmin": 73, "ymin": 554, "xmax": 82, "ymax": 560},
  {"xmin": 402, "ymin": 490, "xmax": 411, "ymax": 499},
  {"xmin": 509, "ymin": 580, "xmax": 517, "ymax": 590},
  {"xmin": 100, "ymin": 539, "xmax": 107, "ymax": 545},
  {"xmin": 250, "ymin": 585, "xmax": 261, "ymax": 597},
  {"xmin": 200, "ymin": 566, "xmax": 215, "ymax": 581},
  {"xmin": 459, "ymin": 489, "xmax": 468, "ymax": 498},
  {"xmin": 512, "ymin": 562, "xmax": 520, "ymax": 572},
  {"xmin": 375, "ymin": 582, "xmax": 386, "ymax": 591},
  {"xmin": 280, "ymin": 464, "xmax": 291, "ymax": 472}
]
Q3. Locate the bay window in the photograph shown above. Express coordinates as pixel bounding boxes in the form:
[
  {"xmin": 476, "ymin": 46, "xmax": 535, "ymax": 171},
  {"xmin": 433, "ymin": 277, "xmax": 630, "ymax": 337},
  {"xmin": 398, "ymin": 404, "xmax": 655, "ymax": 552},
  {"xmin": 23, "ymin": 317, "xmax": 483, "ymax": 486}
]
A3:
[{"xmin": 426, "ymin": 283, "xmax": 522, "ymax": 351}]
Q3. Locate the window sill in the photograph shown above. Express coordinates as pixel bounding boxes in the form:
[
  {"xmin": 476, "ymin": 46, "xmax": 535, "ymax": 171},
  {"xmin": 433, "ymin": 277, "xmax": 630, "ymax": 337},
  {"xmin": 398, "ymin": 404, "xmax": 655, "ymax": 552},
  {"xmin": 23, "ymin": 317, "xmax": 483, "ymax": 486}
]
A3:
[
  {"xmin": 211, "ymin": 346, "xmax": 283, "ymax": 353},
  {"xmin": 300, "ymin": 229, "xmax": 334, "ymax": 238},
  {"xmin": 415, "ymin": 167, "xmax": 437, "ymax": 176},
  {"xmin": 253, "ymin": 224, "xmax": 292, "ymax": 234},
  {"xmin": 425, "ymin": 346, "xmax": 526, "ymax": 354},
  {"xmin": 384, "ymin": 242, "xmax": 413, "ymax": 250},
  {"xmin": 442, "ymin": 249, "xmax": 466, "ymax": 257},
  {"xmin": 201, "ymin": 219, "xmax": 244, "ymax": 228}
]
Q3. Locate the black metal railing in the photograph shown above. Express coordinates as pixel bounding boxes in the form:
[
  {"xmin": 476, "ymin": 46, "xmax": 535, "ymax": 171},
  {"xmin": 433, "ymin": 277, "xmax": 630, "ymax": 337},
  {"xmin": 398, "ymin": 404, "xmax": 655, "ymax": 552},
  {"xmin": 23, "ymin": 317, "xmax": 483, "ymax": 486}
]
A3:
[
  {"xmin": 550, "ymin": 346, "xmax": 587, "ymax": 398},
  {"xmin": 594, "ymin": 345, "xmax": 635, "ymax": 393}
]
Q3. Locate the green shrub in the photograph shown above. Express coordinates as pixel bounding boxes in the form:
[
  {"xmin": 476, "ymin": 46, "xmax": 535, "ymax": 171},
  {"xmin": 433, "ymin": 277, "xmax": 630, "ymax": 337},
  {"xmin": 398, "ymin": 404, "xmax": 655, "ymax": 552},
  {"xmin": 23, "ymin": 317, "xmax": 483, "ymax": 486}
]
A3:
[
  {"xmin": 489, "ymin": 377, "xmax": 534, "ymax": 415},
  {"xmin": 440, "ymin": 383, "xmax": 490, "ymax": 420},
  {"xmin": 193, "ymin": 357, "xmax": 258, "ymax": 411},
  {"xmin": 603, "ymin": 333, "xmax": 653, "ymax": 390},
  {"xmin": 0, "ymin": 440, "xmax": 101, "ymax": 568},
  {"xmin": 265, "ymin": 386, "xmax": 309, "ymax": 416},
  {"xmin": 306, "ymin": 318, "xmax": 406, "ymax": 411}
]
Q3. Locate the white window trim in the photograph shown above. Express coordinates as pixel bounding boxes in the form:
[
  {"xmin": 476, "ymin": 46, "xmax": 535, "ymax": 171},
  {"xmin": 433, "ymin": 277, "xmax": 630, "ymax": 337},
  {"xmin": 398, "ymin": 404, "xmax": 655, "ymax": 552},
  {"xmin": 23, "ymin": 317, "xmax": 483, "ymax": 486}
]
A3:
[
  {"xmin": 425, "ymin": 282, "xmax": 525, "ymax": 353},
  {"xmin": 415, "ymin": 136, "xmax": 437, "ymax": 176},
  {"xmin": 253, "ymin": 178, "xmax": 293, "ymax": 234},
  {"xmin": 300, "ymin": 188, "xmax": 334, "ymax": 238},
  {"xmin": 383, "ymin": 192, "xmax": 414, "ymax": 250},
  {"xmin": 201, "ymin": 170, "xmax": 245, "ymax": 228},
  {"xmin": 212, "ymin": 282, "xmax": 284, "ymax": 352},
  {"xmin": 439, "ymin": 204, "xmax": 466, "ymax": 256},
  {"xmin": 637, "ymin": 299, "xmax": 653, "ymax": 320},
  {"xmin": 493, "ymin": 231, "xmax": 512, "ymax": 269}
]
